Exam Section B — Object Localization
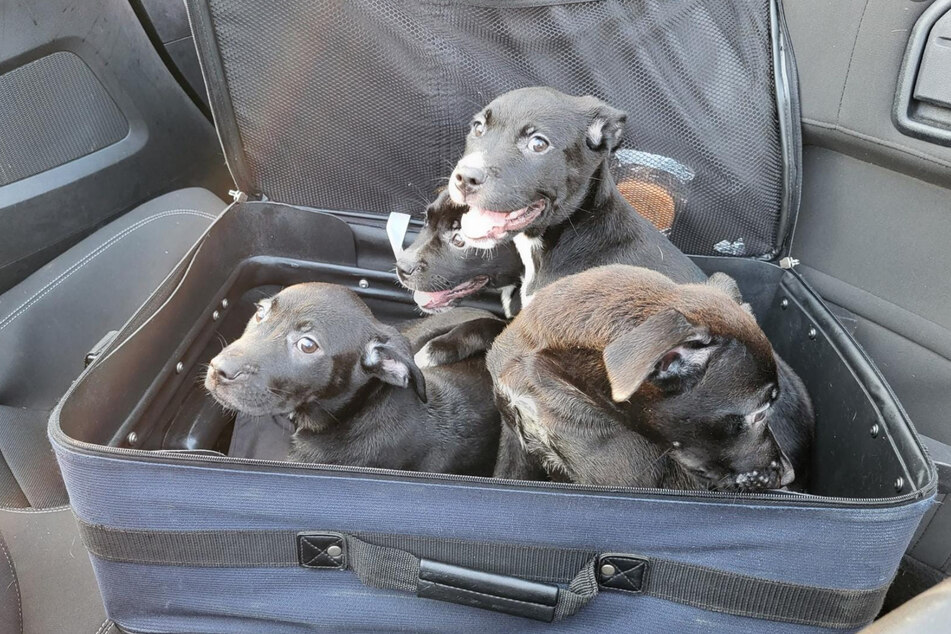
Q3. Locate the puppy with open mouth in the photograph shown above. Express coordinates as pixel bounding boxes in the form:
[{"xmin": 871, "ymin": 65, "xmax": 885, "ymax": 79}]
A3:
[
  {"xmin": 396, "ymin": 191, "xmax": 523, "ymax": 316},
  {"xmin": 422, "ymin": 86, "xmax": 813, "ymax": 489},
  {"xmin": 205, "ymin": 283, "xmax": 503, "ymax": 474},
  {"xmin": 446, "ymin": 86, "xmax": 705, "ymax": 305}
]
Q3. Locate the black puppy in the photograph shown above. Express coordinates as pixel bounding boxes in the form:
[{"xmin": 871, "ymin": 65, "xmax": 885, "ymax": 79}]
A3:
[
  {"xmin": 414, "ymin": 87, "xmax": 813, "ymax": 486},
  {"xmin": 447, "ymin": 86, "xmax": 705, "ymax": 305},
  {"xmin": 706, "ymin": 272, "xmax": 815, "ymax": 488},
  {"xmin": 397, "ymin": 191, "xmax": 524, "ymax": 317},
  {"xmin": 205, "ymin": 283, "xmax": 503, "ymax": 474}
]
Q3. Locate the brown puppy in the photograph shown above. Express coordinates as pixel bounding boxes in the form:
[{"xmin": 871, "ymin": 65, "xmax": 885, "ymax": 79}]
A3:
[{"xmin": 488, "ymin": 265, "xmax": 795, "ymax": 490}]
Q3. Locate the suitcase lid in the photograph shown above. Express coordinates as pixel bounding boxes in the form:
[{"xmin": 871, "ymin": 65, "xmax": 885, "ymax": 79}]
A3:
[{"xmin": 185, "ymin": 0, "xmax": 801, "ymax": 259}]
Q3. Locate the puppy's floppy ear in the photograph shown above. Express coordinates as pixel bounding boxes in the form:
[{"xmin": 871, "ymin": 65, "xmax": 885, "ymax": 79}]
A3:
[
  {"xmin": 706, "ymin": 272, "xmax": 743, "ymax": 303},
  {"xmin": 585, "ymin": 100, "xmax": 627, "ymax": 152},
  {"xmin": 362, "ymin": 332, "xmax": 427, "ymax": 402},
  {"xmin": 603, "ymin": 310, "xmax": 714, "ymax": 402},
  {"xmin": 706, "ymin": 272, "xmax": 754, "ymax": 315}
]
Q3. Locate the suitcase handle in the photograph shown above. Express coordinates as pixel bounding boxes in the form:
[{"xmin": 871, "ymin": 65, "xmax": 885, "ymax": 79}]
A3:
[
  {"xmin": 417, "ymin": 559, "xmax": 562, "ymax": 621},
  {"xmin": 78, "ymin": 521, "xmax": 890, "ymax": 628},
  {"xmin": 297, "ymin": 532, "xmax": 599, "ymax": 622}
]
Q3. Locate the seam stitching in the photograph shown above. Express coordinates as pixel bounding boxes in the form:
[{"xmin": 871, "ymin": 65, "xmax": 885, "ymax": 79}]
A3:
[
  {"xmin": 0, "ymin": 534, "xmax": 22, "ymax": 634},
  {"xmin": 0, "ymin": 504, "xmax": 70, "ymax": 514},
  {"xmin": 835, "ymin": 0, "xmax": 871, "ymax": 124},
  {"xmin": 0, "ymin": 210, "xmax": 215, "ymax": 333}
]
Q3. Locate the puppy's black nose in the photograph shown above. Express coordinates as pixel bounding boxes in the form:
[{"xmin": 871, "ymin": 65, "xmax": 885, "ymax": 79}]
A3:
[
  {"xmin": 210, "ymin": 358, "xmax": 244, "ymax": 382},
  {"xmin": 454, "ymin": 165, "xmax": 486, "ymax": 191}
]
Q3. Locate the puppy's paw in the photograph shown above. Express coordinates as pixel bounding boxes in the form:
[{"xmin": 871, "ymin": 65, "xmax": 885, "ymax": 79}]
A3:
[
  {"xmin": 414, "ymin": 339, "xmax": 467, "ymax": 368},
  {"xmin": 414, "ymin": 342, "xmax": 437, "ymax": 369}
]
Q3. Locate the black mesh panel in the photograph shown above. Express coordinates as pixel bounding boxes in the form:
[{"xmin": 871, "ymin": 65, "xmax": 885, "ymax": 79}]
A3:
[{"xmin": 204, "ymin": 0, "xmax": 784, "ymax": 257}]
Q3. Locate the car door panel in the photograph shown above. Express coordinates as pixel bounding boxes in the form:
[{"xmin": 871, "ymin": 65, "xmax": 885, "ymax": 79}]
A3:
[
  {"xmin": 787, "ymin": 0, "xmax": 951, "ymax": 188},
  {"xmin": 785, "ymin": 0, "xmax": 951, "ymax": 598},
  {"xmin": 0, "ymin": 0, "xmax": 227, "ymax": 293}
]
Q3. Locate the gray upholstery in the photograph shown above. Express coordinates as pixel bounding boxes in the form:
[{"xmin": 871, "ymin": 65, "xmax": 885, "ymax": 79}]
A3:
[
  {"xmin": 863, "ymin": 576, "xmax": 951, "ymax": 634},
  {"xmin": 0, "ymin": 187, "xmax": 223, "ymax": 634},
  {"xmin": 784, "ymin": 0, "xmax": 951, "ymax": 189},
  {"xmin": 794, "ymin": 147, "xmax": 951, "ymax": 446},
  {"xmin": 0, "ymin": 508, "xmax": 107, "ymax": 634},
  {"xmin": 784, "ymin": 0, "xmax": 951, "ymax": 606},
  {"xmin": 0, "ymin": 187, "xmax": 224, "ymax": 411},
  {"xmin": 0, "ymin": 52, "xmax": 128, "ymax": 187},
  {"xmin": 0, "ymin": 530, "xmax": 21, "ymax": 634},
  {"xmin": 0, "ymin": 187, "xmax": 223, "ymax": 510}
]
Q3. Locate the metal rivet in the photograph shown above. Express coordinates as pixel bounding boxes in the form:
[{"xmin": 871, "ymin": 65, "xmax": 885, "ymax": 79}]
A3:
[
  {"xmin": 870, "ymin": 424, "xmax": 880, "ymax": 438},
  {"xmin": 220, "ymin": 299, "xmax": 229, "ymax": 309},
  {"xmin": 126, "ymin": 431, "xmax": 138, "ymax": 446},
  {"xmin": 175, "ymin": 361, "xmax": 184, "ymax": 374},
  {"xmin": 780, "ymin": 298, "xmax": 789, "ymax": 309},
  {"xmin": 358, "ymin": 279, "xmax": 370, "ymax": 289},
  {"xmin": 895, "ymin": 477, "xmax": 905, "ymax": 492},
  {"xmin": 212, "ymin": 310, "xmax": 220, "ymax": 320},
  {"xmin": 807, "ymin": 327, "xmax": 817, "ymax": 340},
  {"xmin": 600, "ymin": 564, "xmax": 616, "ymax": 577},
  {"xmin": 327, "ymin": 545, "xmax": 342, "ymax": 558}
]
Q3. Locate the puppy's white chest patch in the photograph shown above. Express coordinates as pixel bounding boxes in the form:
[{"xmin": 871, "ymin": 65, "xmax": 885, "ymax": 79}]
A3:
[
  {"xmin": 413, "ymin": 342, "xmax": 436, "ymax": 369},
  {"xmin": 514, "ymin": 233, "xmax": 542, "ymax": 307},
  {"xmin": 500, "ymin": 285, "xmax": 516, "ymax": 319}
]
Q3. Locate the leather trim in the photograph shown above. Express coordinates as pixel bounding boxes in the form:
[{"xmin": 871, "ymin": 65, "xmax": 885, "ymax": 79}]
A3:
[
  {"xmin": 597, "ymin": 554, "xmax": 648, "ymax": 595},
  {"xmin": 416, "ymin": 578, "xmax": 557, "ymax": 622},
  {"xmin": 297, "ymin": 533, "xmax": 345, "ymax": 569}
]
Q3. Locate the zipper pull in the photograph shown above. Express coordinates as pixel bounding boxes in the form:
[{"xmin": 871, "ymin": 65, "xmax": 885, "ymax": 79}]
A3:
[{"xmin": 386, "ymin": 212, "xmax": 412, "ymax": 259}]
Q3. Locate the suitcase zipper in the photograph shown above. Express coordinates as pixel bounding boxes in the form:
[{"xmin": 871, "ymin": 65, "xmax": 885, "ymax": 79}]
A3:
[{"xmin": 55, "ymin": 429, "xmax": 935, "ymax": 509}]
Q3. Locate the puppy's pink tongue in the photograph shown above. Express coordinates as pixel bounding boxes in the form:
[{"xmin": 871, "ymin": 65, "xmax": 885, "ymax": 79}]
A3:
[
  {"xmin": 461, "ymin": 208, "xmax": 508, "ymax": 241},
  {"xmin": 413, "ymin": 289, "xmax": 453, "ymax": 310}
]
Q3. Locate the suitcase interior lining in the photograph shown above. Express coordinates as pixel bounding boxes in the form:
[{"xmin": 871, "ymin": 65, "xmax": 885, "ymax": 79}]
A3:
[{"xmin": 58, "ymin": 202, "xmax": 929, "ymax": 502}]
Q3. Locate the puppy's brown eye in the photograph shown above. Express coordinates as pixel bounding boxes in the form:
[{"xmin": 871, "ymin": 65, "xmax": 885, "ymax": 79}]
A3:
[
  {"xmin": 450, "ymin": 233, "xmax": 466, "ymax": 248},
  {"xmin": 528, "ymin": 135, "xmax": 550, "ymax": 153},
  {"xmin": 296, "ymin": 337, "xmax": 318, "ymax": 354},
  {"xmin": 471, "ymin": 120, "xmax": 485, "ymax": 137}
]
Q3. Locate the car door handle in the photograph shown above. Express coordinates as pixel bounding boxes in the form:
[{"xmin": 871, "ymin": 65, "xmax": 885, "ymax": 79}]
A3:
[{"xmin": 894, "ymin": 0, "xmax": 951, "ymax": 146}]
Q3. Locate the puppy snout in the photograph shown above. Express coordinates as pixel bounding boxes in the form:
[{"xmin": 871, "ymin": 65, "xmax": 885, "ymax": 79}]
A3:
[
  {"xmin": 209, "ymin": 357, "xmax": 246, "ymax": 382},
  {"xmin": 396, "ymin": 259, "xmax": 425, "ymax": 280},
  {"xmin": 453, "ymin": 165, "xmax": 486, "ymax": 194}
]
